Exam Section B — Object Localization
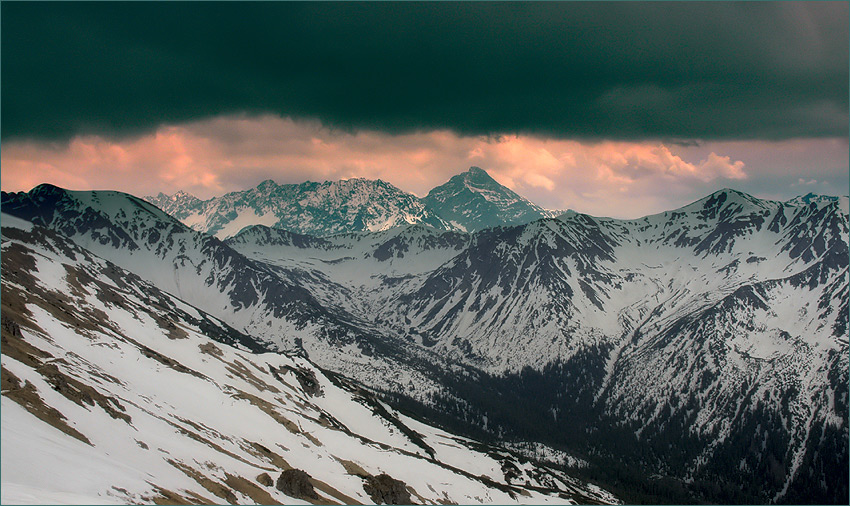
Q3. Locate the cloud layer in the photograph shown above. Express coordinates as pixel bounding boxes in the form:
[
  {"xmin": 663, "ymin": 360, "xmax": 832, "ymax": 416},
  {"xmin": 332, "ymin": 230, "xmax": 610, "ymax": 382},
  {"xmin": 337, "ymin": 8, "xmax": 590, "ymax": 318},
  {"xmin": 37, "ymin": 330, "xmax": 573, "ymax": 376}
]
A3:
[
  {"xmin": 2, "ymin": 2, "xmax": 847, "ymax": 142},
  {"xmin": 6, "ymin": 115, "xmax": 844, "ymax": 218}
]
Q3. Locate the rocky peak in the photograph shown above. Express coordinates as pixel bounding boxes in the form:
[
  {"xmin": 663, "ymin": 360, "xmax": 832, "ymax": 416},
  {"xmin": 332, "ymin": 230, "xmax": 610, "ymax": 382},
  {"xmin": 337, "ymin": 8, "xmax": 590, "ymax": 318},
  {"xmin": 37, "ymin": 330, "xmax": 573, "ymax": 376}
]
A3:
[
  {"xmin": 464, "ymin": 165, "xmax": 494, "ymax": 181},
  {"xmin": 423, "ymin": 167, "xmax": 549, "ymax": 231}
]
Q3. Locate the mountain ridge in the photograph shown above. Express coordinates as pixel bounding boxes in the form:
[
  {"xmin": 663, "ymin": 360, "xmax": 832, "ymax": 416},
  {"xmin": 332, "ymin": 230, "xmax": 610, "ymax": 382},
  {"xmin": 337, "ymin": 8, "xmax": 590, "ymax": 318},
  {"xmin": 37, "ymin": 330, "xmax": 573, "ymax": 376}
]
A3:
[
  {"xmin": 146, "ymin": 177, "xmax": 455, "ymax": 239},
  {"xmin": 221, "ymin": 186, "xmax": 848, "ymax": 503},
  {"xmin": 3, "ymin": 182, "xmax": 848, "ymax": 503},
  {"xmin": 144, "ymin": 167, "xmax": 847, "ymax": 240},
  {"xmin": 143, "ymin": 167, "xmax": 571, "ymax": 238}
]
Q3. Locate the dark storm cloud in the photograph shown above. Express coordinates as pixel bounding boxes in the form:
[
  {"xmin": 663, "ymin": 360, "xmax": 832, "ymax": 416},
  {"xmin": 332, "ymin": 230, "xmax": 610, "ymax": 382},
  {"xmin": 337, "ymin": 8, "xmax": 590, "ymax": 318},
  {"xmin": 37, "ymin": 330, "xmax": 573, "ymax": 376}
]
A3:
[{"xmin": 2, "ymin": 1, "xmax": 847, "ymax": 141}]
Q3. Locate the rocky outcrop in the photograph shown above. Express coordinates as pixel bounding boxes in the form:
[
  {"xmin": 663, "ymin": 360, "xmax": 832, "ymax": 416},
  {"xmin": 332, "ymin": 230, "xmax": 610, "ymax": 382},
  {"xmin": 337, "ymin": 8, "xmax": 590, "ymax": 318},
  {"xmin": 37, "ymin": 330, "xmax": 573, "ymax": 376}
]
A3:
[
  {"xmin": 276, "ymin": 468, "xmax": 318, "ymax": 500},
  {"xmin": 363, "ymin": 473, "xmax": 412, "ymax": 505},
  {"xmin": 256, "ymin": 472, "xmax": 273, "ymax": 487}
]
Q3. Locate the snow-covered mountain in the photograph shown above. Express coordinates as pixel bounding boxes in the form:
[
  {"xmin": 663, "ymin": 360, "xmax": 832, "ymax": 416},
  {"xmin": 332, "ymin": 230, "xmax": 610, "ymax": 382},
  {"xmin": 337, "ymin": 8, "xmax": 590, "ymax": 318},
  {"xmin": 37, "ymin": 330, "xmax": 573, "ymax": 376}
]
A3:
[
  {"xmin": 1, "ymin": 215, "xmax": 616, "ymax": 505},
  {"xmin": 144, "ymin": 167, "xmax": 563, "ymax": 238},
  {"xmin": 145, "ymin": 178, "xmax": 453, "ymax": 239},
  {"xmin": 145, "ymin": 189, "xmax": 203, "ymax": 220},
  {"xmin": 787, "ymin": 192, "xmax": 849, "ymax": 212},
  {"xmin": 3, "ymin": 184, "xmax": 848, "ymax": 503},
  {"xmin": 423, "ymin": 167, "xmax": 557, "ymax": 232},
  {"xmin": 225, "ymin": 188, "xmax": 849, "ymax": 503},
  {"xmin": 0, "ymin": 184, "xmax": 471, "ymax": 404}
]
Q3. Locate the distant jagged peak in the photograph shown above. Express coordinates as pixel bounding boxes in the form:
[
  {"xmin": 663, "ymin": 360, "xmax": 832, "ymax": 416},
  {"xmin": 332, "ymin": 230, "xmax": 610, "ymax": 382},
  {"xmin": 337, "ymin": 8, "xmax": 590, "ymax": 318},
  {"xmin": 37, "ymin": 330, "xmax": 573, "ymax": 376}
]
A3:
[
  {"xmin": 248, "ymin": 176, "xmax": 404, "ymax": 195},
  {"xmin": 463, "ymin": 165, "xmax": 496, "ymax": 180},
  {"xmin": 545, "ymin": 208, "xmax": 574, "ymax": 219},
  {"xmin": 144, "ymin": 188, "xmax": 200, "ymax": 205},
  {"xmin": 423, "ymin": 166, "xmax": 549, "ymax": 231},
  {"xmin": 145, "ymin": 188, "xmax": 195, "ymax": 198},
  {"xmin": 448, "ymin": 166, "xmax": 505, "ymax": 191},
  {"xmin": 319, "ymin": 176, "xmax": 401, "ymax": 191},
  {"xmin": 335, "ymin": 176, "xmax": 374, "ymax": 183},
  {"xmin": 786, "ymin": 192, "xmax": 848, "ymax": 212},
  {"xmin": 172, "ymin": 189, "xmax": 197, "ymax": 198},
  {"xmin": 143, "ymin": 189, "xmax": 203, "ymax": 219},
  {"xmin": 253, "ymin": 178, "xmax": 280, "ymax": 191},
  {"xmin": 673, "ymin": 188, "xmax": 776, "ymax": 217},
  {"xmin": 137, "ymin": 174, "xmax": 454, "ymax": 238}
]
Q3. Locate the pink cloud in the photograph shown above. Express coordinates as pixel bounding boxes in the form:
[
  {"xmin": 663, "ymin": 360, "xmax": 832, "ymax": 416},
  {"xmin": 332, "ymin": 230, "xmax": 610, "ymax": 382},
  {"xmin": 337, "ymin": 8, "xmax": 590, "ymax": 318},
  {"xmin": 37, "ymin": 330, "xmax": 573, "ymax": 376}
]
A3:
[{"xmin": 2, "ymin": 114, "xmax": 842, "ymax": 218}]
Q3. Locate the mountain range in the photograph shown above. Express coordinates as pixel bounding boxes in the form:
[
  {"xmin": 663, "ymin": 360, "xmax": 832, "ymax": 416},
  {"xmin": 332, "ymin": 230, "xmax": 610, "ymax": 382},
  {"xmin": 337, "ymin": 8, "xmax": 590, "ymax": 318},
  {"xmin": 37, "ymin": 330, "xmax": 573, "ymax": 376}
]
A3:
[
  {"xmin": 1, "ymin": 212, "xmax": 613, "ymax": 505},
  {"xmin": 2, "ymin": 169, "xmax": 848, "ymax": 504},
  {"xmin": 144, "ymin": 167, "xmax": 562, "ymax": 238}
]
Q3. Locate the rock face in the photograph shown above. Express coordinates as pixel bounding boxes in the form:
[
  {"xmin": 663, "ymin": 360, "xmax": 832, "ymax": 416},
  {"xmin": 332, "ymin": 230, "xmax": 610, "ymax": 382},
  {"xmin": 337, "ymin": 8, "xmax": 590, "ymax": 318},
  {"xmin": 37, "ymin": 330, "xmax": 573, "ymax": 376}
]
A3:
[
  {"xmin": 363, "ymin": 473, "xmax": 412, "ymax": 505},
  {"xmin": 256, "ymin": 472, "xmax": 273, "ymax": 487},
  {"xmin": 289, "ymin": 366, "xmax": 323, "ymax": 397},
  {"xmin": 276, "ymin": 469, "xmax": 318, "ymax": 500}
]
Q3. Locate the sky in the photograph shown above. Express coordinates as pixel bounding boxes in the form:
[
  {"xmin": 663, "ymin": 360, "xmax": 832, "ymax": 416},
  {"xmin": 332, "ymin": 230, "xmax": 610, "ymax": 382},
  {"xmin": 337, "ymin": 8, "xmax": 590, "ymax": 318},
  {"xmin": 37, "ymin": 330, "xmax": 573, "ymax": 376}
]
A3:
[{"xmin": 2, "ymin": 2, "xmax": 848, "ymax": 218}]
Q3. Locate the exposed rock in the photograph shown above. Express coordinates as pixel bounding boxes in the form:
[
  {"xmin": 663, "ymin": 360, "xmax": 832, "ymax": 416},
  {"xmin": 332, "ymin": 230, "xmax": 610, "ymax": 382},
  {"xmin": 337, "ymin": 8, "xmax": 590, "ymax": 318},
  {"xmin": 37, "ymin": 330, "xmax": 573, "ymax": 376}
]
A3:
[
  {"xmin": 276, "ymin": 468, "xmax": 318, "ymax": 500},
  {"xmin": 256, "ymin": 472, "xmax": 273, "ymax": 487},
  {"xmin": 363, "ymin": 473, "xmax": 412, "ymax": 505},
  {"xmin": 291, "ymin": 366, "xmax": 323, "ymax": 397},
  {"xmin": 273, "ymin": 364, "xmax": 324, "ymax": 397},
  {"xmin": 1, "ymin": 314, "xmax": 22, "ymax": 338}
]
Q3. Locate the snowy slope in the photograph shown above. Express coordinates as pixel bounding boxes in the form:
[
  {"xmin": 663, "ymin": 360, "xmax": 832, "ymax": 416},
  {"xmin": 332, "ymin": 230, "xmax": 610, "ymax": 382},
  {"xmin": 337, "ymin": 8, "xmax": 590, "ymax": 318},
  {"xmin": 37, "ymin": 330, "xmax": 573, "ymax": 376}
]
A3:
[
  {"xmin": 1, "ymin": 217, "xmax": 618, "ymax": 505},
  {"xmin": 145, "ymin": 178, "xmax": 455, "ymax": 239},
  {"xmin": 3, "ymin": 186, "xmax": 494, "ymax": 416}
]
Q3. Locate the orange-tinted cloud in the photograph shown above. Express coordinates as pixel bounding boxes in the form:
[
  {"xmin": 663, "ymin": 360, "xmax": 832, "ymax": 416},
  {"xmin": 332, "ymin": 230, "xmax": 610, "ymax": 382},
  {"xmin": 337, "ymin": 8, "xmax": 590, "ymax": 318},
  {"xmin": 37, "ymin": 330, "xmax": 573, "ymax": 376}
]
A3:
[{"xmin": 1, "ymin": 114, "xmax": 844, "ymax": 218}]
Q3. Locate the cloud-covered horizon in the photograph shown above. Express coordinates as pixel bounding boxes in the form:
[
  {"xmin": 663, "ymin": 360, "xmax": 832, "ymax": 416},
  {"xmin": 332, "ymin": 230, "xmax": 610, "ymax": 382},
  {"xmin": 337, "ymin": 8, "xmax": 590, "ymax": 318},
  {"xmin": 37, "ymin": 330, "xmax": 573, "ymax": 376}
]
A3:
[
  {"xmin": 2, "ymin": 115, "xmax": 846, "ymax": 219},
  {"xmin": 2, "ymin": 2, "xmax": 847, "ymax": 142},
  {"xmin": 2, "ymin": 3, "xmax": 846, "ymax": 218}
]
